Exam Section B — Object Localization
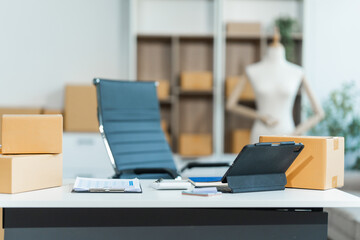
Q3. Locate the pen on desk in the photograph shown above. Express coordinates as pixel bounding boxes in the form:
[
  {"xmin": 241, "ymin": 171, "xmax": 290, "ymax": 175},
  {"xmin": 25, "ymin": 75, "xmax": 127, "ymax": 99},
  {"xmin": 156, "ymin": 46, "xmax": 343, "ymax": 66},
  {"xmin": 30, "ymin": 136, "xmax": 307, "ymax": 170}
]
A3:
[{"xmin": 89, "ymin": 188, "xmax": 125, "ymax": 193}]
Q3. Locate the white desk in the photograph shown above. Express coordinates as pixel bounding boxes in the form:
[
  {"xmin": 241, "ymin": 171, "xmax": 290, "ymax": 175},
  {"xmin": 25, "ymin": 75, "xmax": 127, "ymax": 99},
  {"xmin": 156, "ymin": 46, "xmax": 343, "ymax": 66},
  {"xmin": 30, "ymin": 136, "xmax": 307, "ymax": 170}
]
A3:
[
  {"xmin": 1, "ymin": 180, "xmax": 360, "ymax": 240},
  {"xmin": 1, "ymin": 180, "xmax": 360, "ymax": 208}
]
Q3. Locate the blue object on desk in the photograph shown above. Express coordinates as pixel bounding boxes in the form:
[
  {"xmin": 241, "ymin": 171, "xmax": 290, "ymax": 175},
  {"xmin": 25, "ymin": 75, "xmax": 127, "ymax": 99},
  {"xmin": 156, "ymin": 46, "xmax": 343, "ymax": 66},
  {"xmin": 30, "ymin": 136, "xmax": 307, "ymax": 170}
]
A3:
[{"xmin": 188, "ymin": 177, "xmax": 222, "ymax": 182}]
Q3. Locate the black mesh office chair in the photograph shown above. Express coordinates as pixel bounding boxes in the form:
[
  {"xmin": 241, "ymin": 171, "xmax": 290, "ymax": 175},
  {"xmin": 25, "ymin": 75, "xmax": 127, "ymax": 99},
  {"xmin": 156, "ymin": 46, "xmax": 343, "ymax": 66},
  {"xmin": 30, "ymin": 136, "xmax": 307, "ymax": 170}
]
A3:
[{"xmin": 94, "ymin": 79, "xmax": 229, "ymax": 179}]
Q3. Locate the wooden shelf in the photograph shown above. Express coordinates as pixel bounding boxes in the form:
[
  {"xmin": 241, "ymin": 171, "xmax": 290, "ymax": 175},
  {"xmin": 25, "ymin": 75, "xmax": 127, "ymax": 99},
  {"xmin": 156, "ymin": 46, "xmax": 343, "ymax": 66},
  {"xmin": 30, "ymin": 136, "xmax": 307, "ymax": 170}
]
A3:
[
  {"xmin": 179, "ymin": 89, "xmax": 213, "ymax": 96},
  {"xmin": 226, "ymin": 33, "xmax": 303, "ymax": 41},
  {"xmin": 136, "ymin": 30, "xmax": 303, "ymax": 155},
  {"xmin": 159, "ymin": 98, "xmax": 173, "ymax": 105}
]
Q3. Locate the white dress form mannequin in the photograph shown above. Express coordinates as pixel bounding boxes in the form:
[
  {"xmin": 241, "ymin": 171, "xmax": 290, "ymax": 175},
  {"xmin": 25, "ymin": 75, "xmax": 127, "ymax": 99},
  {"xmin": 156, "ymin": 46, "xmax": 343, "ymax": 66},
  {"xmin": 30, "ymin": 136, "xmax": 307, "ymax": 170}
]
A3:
[
  {"xmin": 246, "ymin": 45, "xmax": 302, "ymax": 142},
  {"xmin": 226, "ymin": 29, "xmax": 324, "ymax": 143}
]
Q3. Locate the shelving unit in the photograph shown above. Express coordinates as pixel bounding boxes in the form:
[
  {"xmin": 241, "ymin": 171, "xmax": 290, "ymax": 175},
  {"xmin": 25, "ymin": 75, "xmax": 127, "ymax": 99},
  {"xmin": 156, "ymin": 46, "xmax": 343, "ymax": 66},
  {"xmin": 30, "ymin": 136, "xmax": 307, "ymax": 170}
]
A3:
[
  {"xmin": 131, "ymin": 0, "xmax": 304, "ymax": 157},
  {"xmin": 224, "ymin": 33, "xmax": 303, "ymax": 153},
  {"xmin": 136, "ymin": 34, "xmax": 215, "ymax": 155}
]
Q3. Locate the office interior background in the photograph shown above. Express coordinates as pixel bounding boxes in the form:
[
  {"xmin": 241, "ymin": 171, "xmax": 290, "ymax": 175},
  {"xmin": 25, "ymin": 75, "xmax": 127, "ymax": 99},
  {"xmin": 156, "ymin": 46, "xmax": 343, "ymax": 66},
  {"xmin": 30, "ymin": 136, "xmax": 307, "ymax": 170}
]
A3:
[{"xmin": 1, "ymin": 0, "xmax": 360, "ymax": 239}]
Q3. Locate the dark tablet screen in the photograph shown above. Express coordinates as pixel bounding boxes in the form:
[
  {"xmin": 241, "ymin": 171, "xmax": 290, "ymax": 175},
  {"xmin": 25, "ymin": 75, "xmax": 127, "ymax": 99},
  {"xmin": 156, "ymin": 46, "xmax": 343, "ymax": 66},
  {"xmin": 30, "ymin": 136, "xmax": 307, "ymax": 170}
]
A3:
[{"xmin": 222, "ymin": 142, "xmax": 304, "ymax": 183}]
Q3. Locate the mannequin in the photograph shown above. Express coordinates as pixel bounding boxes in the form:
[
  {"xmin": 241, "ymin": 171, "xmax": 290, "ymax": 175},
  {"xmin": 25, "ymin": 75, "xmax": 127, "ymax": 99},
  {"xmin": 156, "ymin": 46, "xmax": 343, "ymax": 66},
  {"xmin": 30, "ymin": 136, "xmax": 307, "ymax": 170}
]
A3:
[{"xmin": 226, "ymin": 28, "xmax": 324, "ymax": 143}]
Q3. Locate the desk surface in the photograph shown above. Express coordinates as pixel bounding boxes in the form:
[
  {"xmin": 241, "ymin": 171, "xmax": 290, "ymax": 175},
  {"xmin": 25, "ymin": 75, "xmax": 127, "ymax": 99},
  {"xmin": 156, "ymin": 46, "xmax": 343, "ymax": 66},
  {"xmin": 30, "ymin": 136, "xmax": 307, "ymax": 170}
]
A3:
[{"xmin": 0, "ymin": 180, "xmax": 360, "ymax": 208}]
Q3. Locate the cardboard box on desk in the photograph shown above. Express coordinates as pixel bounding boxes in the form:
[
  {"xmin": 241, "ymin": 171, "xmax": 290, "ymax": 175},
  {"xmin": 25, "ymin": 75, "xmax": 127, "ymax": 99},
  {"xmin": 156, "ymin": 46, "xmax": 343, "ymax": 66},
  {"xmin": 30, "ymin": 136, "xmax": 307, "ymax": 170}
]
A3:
[
  {"xmin": 0, "ymin": 154, "xmax": 62, "ymax": 194},
  {"xmin": 0, "ymin": 108, "xmax": 42, "ymax": 145},
  {"xmin": 64, "ymin": 85, "xmax": 99, "ymax": 132},
  {"xmin": 179, "ymin": 134, "xmax": 212, "ymax": 156},
  {"xmin": 259, "ymin": 136, "xmax": 344, "ymax": 190},
  {"xmin": 180, "ymin": 72, "xmax": 212, "ymax": 91},
  {"xmin": 1, "ymin": 114, "xmax": 62, "ymax": 154}
]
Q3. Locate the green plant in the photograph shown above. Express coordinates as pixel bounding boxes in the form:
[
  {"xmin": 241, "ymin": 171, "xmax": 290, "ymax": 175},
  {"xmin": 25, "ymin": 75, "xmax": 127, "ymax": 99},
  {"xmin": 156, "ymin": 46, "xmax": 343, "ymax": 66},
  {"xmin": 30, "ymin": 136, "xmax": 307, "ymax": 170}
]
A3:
[
  {"xmin": 275, "ymin": 17, "xmax": 297, "ymax": 62},
  {"xmin": 307, "ymin": 81, "xmax": 360, "ymax": 168}
]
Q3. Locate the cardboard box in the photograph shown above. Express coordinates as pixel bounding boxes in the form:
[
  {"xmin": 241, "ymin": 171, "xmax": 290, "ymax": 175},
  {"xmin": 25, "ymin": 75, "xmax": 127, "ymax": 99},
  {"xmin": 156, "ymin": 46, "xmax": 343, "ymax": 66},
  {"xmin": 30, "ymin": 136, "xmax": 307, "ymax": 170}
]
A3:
[
  {"xmin": 259, "ymin": 136, "xmax": 344, "ymax": 190},
  {"xmin": 226, "ymin": 76, "xmax": 255, "ymax": 101},
  {"xmin": 232, "ymin": 129, "xmax": 251, "ymax": 153},
  {"xmin": 179, "ymin": 134, "xmax": 212, "ymax": 156},
  {"xmin": 1, "ymin": 114, "xmax": 62, "ymax": 154},
  {"xmin": 0, "ymin": 108, "xmax": 42, "ymax": 144},
  {"xmin": 180, "ymin": 72, "xmax": 212, "ymax": 91},
  {"xmin": 64, "ymin": 85, "xmax": 99, "ymax": 132},
  {"xmin": 43, "ymin": 109, "xmax": 63, "ymax": 115},
  {"xmin": 161, "ymin": 120, "xmax": 171, "ymax": 146},
  {"xmin": 227, "ymin": 22, "xmax": 261, "ymax": 36},
  {"xmin": 157, "ymin": 80, "xmax": 170, "ymax": 100},
  {"xmin": 0, "ymin": 154, "xmax": 63, "ymax": 194}
]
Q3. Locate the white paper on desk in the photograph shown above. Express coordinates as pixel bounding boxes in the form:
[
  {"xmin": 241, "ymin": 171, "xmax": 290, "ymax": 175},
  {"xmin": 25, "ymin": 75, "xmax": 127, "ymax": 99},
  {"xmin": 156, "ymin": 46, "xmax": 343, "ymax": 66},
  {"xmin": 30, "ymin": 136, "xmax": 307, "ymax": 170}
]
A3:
[{"xmin": 73, "ymin": 177, "xmax": 141, "ymax": 192}]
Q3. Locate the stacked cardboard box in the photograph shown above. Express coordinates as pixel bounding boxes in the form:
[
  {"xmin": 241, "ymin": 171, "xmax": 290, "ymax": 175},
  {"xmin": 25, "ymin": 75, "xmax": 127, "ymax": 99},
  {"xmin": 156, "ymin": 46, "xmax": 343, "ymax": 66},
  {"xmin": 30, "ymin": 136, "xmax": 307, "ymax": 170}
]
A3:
[
  {"xmin": 259, "ymin": 136, "xmax": 344, "ymax": 190},
  {"xmin": 0, "ymin": 108, "xmax": 42, "ymax": 144},
  {"xmin": 0, "ymin": 114, "xmax": 63, "ymax": 193}
]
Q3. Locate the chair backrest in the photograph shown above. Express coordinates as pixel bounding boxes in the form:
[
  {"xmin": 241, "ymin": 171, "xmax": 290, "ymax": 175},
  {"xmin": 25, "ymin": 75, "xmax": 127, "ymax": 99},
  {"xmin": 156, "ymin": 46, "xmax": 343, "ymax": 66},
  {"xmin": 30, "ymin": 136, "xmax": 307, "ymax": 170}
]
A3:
[{"xmin": 93, "ymin": 79, "xmax": 177, "ymax": 177}]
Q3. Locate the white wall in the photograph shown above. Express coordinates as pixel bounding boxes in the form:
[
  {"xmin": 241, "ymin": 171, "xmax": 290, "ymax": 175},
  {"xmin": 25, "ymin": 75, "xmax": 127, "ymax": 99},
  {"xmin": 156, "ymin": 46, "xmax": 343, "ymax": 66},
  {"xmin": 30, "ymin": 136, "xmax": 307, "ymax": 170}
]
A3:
[
  {"xmin": 137, "ymin": 0, "xmax": 214, "ymax": 34},
  {"xmin": 0, "ymin": 0, "xmax": 129, "ymax": 109},
  {"xmin": 303, "ymin": 0, "xmax": 360, "ymax": 102}
]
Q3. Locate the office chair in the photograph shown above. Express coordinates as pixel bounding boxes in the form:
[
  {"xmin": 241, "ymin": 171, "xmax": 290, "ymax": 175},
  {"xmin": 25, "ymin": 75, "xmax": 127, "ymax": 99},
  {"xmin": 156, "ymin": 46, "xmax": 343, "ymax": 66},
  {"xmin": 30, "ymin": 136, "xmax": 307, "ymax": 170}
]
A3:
[{"xmin": 94, "ymin": 79, "xmax": 229, "ymax": 179}]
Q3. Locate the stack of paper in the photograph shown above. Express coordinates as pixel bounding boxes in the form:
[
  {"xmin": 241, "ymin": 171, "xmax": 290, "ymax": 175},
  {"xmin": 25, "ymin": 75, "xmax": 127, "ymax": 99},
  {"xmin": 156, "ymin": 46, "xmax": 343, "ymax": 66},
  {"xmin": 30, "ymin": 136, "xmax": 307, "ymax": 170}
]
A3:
[{"xmin": 72, "ymin": 177, "xmax": 142, "ymax": 193}]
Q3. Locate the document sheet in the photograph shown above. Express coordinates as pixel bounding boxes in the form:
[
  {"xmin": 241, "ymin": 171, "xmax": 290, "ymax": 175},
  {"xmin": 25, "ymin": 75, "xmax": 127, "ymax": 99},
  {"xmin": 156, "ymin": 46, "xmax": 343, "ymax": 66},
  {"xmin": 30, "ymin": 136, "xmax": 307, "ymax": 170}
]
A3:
[{"xmin": 73, "ymin": 177, "xmax": 142, "ymax": 193}]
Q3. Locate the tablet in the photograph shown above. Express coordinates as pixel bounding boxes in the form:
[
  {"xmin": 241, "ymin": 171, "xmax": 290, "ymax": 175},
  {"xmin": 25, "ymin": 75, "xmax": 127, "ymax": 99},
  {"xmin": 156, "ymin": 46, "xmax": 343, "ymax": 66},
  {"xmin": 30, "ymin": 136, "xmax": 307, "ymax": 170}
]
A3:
[{"xmin": 221, "ymin": 141, "xmax": 304, "ymax": 183}]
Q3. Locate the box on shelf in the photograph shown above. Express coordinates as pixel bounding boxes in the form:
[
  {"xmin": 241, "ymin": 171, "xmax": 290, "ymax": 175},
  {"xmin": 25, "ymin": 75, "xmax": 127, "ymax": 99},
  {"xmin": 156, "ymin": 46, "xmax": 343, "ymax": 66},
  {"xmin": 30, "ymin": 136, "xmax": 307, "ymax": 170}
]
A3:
[
  {"xmin": 156, "ymin": 80, "xmax": 170, "ymax": 100},
  {"xmin": 226, "ymin": 76, "xmax": 255, "ymax": 101},
  {"xmin": 0, "ymin": 154, "xmax": 63, "ymax": 194},
  {"xmin": 232, "ymin": 129, "xmax": 251, "ymax": 154},
  {"xmin": 64, "ymin": 85, "xmax": 99, "ymax": 132},
  {"xmin": 180, "ymin": 72, "xmax": 212, "ymax": 91},
  {"xmin": 1, "ymin": 114, "xmax": 62, "ymax": 154},
  {"xmin": 0, "ymin": 108, "xmax": 42, "ymax": 145},
  {"xmin": 226, "ymin": 22, "xmax": 261, "ymax": 36},
  {"xmin": 161, "ymin": 120, "xmax": 171, "ymax": 146},
  {"xmin": 259, "ymin": 136, "xmax": 344, "ymax": 190},
  {"xmin": 179, "ymin": 134, "xmax": 212, "ymax": 156}
]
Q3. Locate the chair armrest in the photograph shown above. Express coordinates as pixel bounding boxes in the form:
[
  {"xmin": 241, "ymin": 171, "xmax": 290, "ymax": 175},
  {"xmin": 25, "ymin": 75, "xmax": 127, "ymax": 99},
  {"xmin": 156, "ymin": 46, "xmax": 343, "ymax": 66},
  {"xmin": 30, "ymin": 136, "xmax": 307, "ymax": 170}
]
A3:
[
  {"xmin": 180, "ymin": 162, "xmax": 230, "ymax": 172},
  {"xmin": 133, "ymin": 168, "xmax": 179, "ymax": 179}
]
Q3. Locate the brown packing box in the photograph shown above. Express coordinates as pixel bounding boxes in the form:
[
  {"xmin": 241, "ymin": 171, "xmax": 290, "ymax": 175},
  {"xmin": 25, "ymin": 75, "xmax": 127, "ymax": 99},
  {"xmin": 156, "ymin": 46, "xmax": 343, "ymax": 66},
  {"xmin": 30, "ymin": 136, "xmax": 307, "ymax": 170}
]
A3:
[
  {"xmin": 232, "ymin": 129, "xmax": 251, "ymax": 153},
  {"xmin": 259, "ymin": 136, "xmax": 344, "ymax": 190},
  {"xmin": 227, "ymin": 22, "xmax": 261, "ymax": 36},
  {"xmin": 226, "ymin": 76, "xmax": 255, "ymax": 101},
  {"xmin": 180, "ymin": 72, "xmax": 213, "ymax": 91},
  {"xmin": 0, "ymin": 108, "xmax": 42, "ymax": 145},
  {"xmin": 43, "ymin": 109, "xmax": 63, "ymax": 115},
  {"xmin": 1, "ymin": 115, "xmax": 62, "ymax": 154},
  {"xmin": 161, "ymin": 120, "xmax": 171, "ymax": 145},
  {"xmin": 0, "ymin": 154, "xmax": 63, "ymax": 194},
  {"xmin": 64, "ymin": 85, "xmax": 99, "ymax": 132},
  {"xmin": 157, "ymin": 80, "xmax": 170, "ymax": 100},
  {"xmin": 179, "ymin": 134, "xmax": 212, "ymax": 156}
]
